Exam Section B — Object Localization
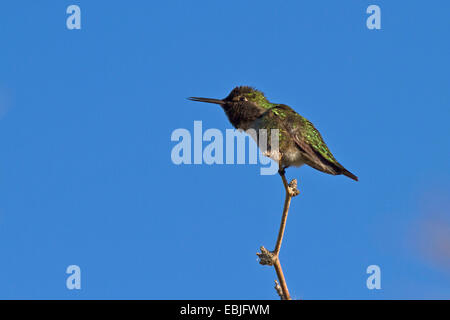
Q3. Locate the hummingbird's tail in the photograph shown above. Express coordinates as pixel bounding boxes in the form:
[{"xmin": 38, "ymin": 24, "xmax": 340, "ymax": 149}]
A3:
[{"xmin": 342, "ymin": 169, "xmax": 358, "ymax": 181}]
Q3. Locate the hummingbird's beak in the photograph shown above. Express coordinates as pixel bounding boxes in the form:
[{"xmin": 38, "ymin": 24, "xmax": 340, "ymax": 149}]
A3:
[{"xmin": 188, "ymin": 97, "xmax": 225, "ymax": 105}]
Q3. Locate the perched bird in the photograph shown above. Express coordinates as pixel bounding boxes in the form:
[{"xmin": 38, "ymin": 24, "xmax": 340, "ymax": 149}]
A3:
[{"xmin": 188, "ymin": 86, "xmax": 358, "ymax": 181}]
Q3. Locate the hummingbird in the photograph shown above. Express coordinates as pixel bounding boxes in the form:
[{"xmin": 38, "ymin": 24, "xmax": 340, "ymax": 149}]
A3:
[{"xmin": 188, "ymin": 86, "xmax": 358, "ymax": 181}]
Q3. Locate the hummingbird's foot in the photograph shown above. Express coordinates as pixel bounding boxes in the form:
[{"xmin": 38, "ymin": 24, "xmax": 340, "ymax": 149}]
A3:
[
  {"xmin": 257, "ymin": 246, "xmax": 278, "ymax": 266},
  {"xmin": 288, "ymin": 179, "xmax": 300, "ymax": 197},
  {"xmin": 278, "ymin": 165, "xmax": 300, "ymax": 196}
]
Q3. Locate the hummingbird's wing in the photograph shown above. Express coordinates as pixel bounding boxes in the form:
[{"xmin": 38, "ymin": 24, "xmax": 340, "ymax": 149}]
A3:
[{"xmin": 269, "ymin": 104, "xmax": 358, "ymax": 180}]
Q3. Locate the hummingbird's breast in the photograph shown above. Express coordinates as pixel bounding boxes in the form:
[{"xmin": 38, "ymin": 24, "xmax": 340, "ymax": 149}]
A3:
[
  {"xmin": 225, "ymin": 102, "xmax": 307, "ymax": 168},
  {"xmin": 280, "ymin": 146, "xmax": 306, "ymax": 167},
  {"xmin": 246, "ymin": 117, "xmax": 306, "ymax": 168}
]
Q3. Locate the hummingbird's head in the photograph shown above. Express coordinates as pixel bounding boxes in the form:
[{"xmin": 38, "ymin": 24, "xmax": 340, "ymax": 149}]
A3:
[
  {"xmin": 188, "ymin": 86, "xmax": 271, "ymax": 109},
  {"xmin": 188, "ymin": 86, "xmax": 272, "ymax": 129}
]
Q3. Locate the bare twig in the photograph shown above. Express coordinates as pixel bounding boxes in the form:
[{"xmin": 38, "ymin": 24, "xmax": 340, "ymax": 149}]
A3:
[
  {"xmin": 257, "ymin": 166, "xmax": 300, "ymax": 300},
  {"xmin": 274, "ymin": 280, "xmax": 284, "ymax": 299}
]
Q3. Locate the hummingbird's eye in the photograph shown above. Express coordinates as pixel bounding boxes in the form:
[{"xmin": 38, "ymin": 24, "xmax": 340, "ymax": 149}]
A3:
[{"xmin": 239, "ymin": 96, "xmax": 248, "ymax": 102}]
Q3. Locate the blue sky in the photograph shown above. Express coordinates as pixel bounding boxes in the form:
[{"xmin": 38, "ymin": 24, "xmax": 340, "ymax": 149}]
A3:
[{"xmin": 0, "ymin": 1, "xmax": 449, "ymax": 299}]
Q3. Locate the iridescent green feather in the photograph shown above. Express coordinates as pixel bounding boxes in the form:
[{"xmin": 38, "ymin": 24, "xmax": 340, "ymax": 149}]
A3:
[
  {"xmin": 271, "ymin": 104, "xmax": 340, "ymax": 165},
  {"xmin": 236, "ymin": 87, "xmax": 339, "ymax": 165},
  {"xmin": 244, "ymin": 90, "xmax": 275, "ymax": 110}
]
